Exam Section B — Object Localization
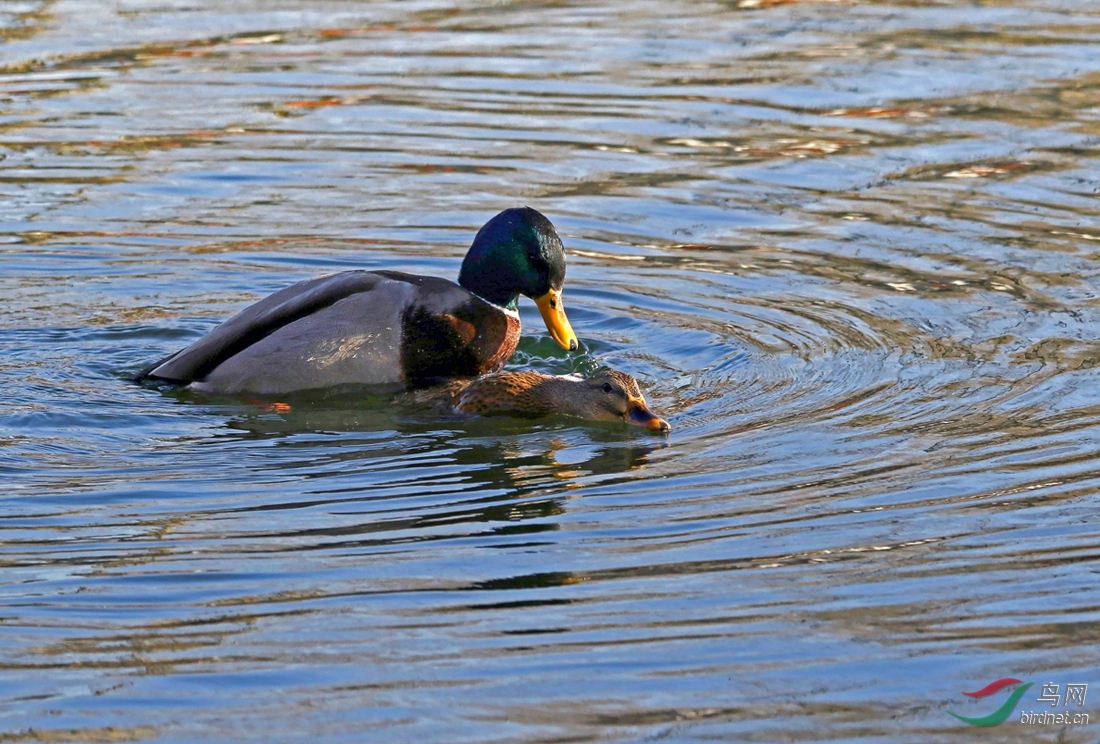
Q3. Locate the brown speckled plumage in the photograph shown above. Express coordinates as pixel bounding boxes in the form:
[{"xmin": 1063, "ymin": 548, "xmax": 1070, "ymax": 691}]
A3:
[{"xmin": 412, "ymin": 369, "xmax": 670, "ymax": 431}]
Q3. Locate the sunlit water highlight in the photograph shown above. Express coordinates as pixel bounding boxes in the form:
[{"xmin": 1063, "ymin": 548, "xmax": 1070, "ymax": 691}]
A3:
[{"xmin": 2, "ymin": 1, "xmax": 1099, "ymax": 742}]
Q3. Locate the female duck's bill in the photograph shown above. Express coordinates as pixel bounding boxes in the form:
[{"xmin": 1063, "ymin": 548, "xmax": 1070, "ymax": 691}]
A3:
[
  {"xmin": 627, "ymin": 401, "xmax": 670, "ymax": 432},
  {"xmin": 134, "ymin": 207, "xmax": 580, "ymax": 395}
]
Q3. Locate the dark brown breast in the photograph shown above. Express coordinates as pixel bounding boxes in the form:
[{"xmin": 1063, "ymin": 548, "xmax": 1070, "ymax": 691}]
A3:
[
  {"xmin": 478, "ymin": 311, "xmax": 521, "ymax": 374},
  {"xmin": 399, "ymin": 301, "xmax": 520, "ymax": 386}
]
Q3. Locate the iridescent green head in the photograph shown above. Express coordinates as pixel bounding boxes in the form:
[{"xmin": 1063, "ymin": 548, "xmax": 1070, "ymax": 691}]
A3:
[{"xmin": 459, "ymin": 207, "xmax": 578, "ymax": 350}]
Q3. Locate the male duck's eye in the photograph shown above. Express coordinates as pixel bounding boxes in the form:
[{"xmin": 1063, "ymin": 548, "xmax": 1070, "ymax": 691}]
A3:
[{"xmin": 602, "ymin": 382, "xmax": 613, "ymax": 393}]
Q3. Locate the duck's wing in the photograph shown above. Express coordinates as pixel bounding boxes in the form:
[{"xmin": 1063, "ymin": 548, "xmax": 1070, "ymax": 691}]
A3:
[
  {"xmin": 135, "ymin": 271, "xmax": 390, "ymax": 384},
  {"xmin": 136, "ymin": 270, "xmax": 511, "ymax": 394}
]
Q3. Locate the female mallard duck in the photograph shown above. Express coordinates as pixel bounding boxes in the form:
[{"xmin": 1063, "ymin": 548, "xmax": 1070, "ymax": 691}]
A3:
[
  {"xmin": 134, "ymin": 207, "xmax": 579, "ymax": 394},
  {"xmin": 415, "ymin": 369, "xmax": 670, "ymax": 432}
]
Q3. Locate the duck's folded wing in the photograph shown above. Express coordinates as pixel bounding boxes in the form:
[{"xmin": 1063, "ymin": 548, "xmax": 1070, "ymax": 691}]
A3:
[{"xmin": 135, "ymin": 271, "xmax": 387, "ymax": 383}]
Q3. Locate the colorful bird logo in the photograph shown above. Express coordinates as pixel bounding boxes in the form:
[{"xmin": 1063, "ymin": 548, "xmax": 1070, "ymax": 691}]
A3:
[{"xmin": 948, "ymin": 678, "xmax": 1032, "ymax": 726}]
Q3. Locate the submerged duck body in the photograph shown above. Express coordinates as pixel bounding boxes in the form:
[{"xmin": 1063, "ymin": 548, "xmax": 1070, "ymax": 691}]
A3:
[
  {"xmin": 135, "ymin": 208, "xmax": 579, "ymax": 394},
  {"xmin": 416, "ymin": 369, "xmax": 671, "ymax": 432}
]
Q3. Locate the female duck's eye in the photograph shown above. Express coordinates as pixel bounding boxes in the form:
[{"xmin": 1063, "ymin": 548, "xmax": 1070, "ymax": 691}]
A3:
[{"xmin": 602, "ymin": 383, "xmax": 613, "ymax": 393}]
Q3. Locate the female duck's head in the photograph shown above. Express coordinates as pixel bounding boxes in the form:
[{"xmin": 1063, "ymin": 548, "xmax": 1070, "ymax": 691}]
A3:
[
  {"xmin": 458, "ymin": 207, "xmax": 578, "ymax": 350},
  {"xmin": 575, "ymin": 370, "xmax": 670, "ymax": 432}
]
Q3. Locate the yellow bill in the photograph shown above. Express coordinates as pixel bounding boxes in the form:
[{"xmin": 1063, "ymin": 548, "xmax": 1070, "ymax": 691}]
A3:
[{"xmin": 534, "ymin": 289, "xmax": 579, "ymax": 351}]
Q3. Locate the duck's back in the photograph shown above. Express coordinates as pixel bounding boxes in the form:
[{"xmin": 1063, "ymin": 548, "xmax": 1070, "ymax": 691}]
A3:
[
  {"xmin": 136, "ymin": 270, "xmax": 520, "ymax": 394},
  {"xmin": 413, "ymin": 371, "xmax": 557, "ymax": 417}
]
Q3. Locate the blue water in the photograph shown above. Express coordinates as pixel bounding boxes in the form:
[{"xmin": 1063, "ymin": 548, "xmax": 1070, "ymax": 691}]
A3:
[{"xmin": 2, "ymin": 1, "xmax": 1099, "ymax": 741}]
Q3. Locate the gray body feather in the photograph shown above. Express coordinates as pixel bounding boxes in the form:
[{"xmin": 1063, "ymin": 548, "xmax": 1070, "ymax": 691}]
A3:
[{"xmin": 139, "ymin": 270, "xmax": 491, "ymax": 395}]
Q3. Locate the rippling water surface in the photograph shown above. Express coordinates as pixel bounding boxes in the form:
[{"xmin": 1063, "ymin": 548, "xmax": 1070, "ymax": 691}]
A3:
[{"xmin": 3, "ymin": 1, "xmax": 1100, "ymax": 741}]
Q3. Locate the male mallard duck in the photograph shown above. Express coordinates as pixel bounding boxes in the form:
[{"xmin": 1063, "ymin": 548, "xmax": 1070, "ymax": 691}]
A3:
[
  {"xmin": 415, "ymin": 369, "xmax": 670, "ymax": 432},
  {"xmin": 134, "ymin": 207, "xmax": 579, "ymax": 394}
]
